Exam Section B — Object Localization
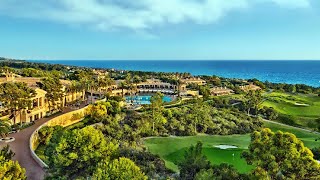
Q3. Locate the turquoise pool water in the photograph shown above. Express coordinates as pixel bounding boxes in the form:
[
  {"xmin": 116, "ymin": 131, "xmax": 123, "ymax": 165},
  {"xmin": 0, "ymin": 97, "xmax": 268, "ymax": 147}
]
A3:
[{"xmin": 125, "ymin": 95, "xmax": 172, "ymax": 105}]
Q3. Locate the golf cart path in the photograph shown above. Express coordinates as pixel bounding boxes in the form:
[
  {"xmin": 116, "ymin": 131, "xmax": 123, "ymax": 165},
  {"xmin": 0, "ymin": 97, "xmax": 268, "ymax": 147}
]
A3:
[{"xmin": 263, "ymin": 119, "xmax": 320, "ymax": 135}]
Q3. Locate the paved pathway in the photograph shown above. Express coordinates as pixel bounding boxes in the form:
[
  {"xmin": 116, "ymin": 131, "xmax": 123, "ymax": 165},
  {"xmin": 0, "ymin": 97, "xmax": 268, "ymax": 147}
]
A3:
[
  {"xmin": 263, "ymin": 119, "xmax": 320, "ymax": 135},
  {"xmin": 0, "ymin": 106, "xmax": 83, "ymax": 180}
]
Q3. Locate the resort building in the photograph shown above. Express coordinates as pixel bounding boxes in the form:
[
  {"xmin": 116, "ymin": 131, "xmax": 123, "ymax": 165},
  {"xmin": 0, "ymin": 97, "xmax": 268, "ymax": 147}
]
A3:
[
  {"xmin": 102, "ymin": 78, "xmax": 190, "ymax": 97},
  {"xmin": 0, "ymin": 72, "xmax": 84, "ymax": 124},
  {"xmin": 181, "ymin": 77, "xmax": 206, "ymax": 86},
  {"xmin": 186, "ymin": 90, "xmax": 200, "ymax": 97},
  {"xmin": 136, "ymin": 79, "xmax": 176, "ymax": 94},
  {"xmin": 239, "ymin": 83, "xmax": 261, "ymax": 91},
  {"xmin": 210, "ymin": 87, "xmax": 234, "ymax": 96},
  {"xmin": 92, "ymin": 69, "xmax": 109, "ymax": 80},
  {"xmin": 21, "ymin": 88, "xmax": 47, "ymax": 122}
]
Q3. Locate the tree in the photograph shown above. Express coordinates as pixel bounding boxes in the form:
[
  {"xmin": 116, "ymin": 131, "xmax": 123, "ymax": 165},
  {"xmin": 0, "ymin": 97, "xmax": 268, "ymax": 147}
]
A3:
[
  {"xmin": 125, "ymin": 73, "xmax": 133, "ymax": 96},
  {"xmin": 242, "ymin": 128, "xmax": 320, "ymax": 179},
  {"xmin": 104, "ymin": 75, "xmax": 115, "ymax": 97},
  {"xmin": 0, "ymin": 145, "xmax": 15, "ymax": 160},
  {"xmin": 243, "ymin": 90, "xmax": 263, "ymax": 115},
  {"xmin": 92, "ymin": 157, "xmax": 147, "ymax": 180},
  {"xmin": 0, "ymin": 119, "xmax": 11, "ymax": 137},
  {"xmin": 0, "ymin": 82, "xmax": 36, "ymax": 124},
  {"xmin": 88, "ymin": 79, "xmax": 98, "ymax": 104},
  {"xmin": 38, "ymin": 126, "xmax": 63, "ymax": 146},
  {"xmin": 199, "ymin": 85, "xmax": 210, "ymax": 99},
  {"xmin": 66, "ymin": 80, "xmax": 81, "ymax": 102},
  {"xmin": 259, "ymin": 107, "xmax": 278, "ymax": 120},
  {"xmin": 195, "ymin": 163, "xmax": 246, "ymax": 180},
  {"xmin": 178, "ymin": 142, "xmax": 210, "ymax": 180},
  {"xmin": 0, "ymin": 66, "xmax": 16, "ymax": 79},
  {"xmin": 315, "ymin": 118, "xmax": 320, "ymax": 131},
  {"xmin": 46, "ymin": 126, "xmax": 118, "ymax": 178},
  {"xmin": 85, "ymin": 102, "xmax": 108, "ymax": 123},
  {"xmin": 312, "ymin": 147, "xmax": 320, "ymax": 160},
  {"xmin": 37, "ymin": 77, "xmax": 63, "ymax": 112},
  {"xmin": 97, "ymin": 75, "xmax": 115, "ymax": 99},
  {"xmin": 118, "ymin": 81, "xmax": 127, "ymax": 97},
  {"xmin": 150, "ymin": 92, "xmax": 167, "ymax": 134},
  {"xmin": 192, "ymin": 98, "xmax": 204, "ymax": 134},
  {"xmin": 0, "ymin": 145, "xmax": 26, "ymax": 180},
  {"xmin": 77, "ymin": 70, "xmax": 92, "ymax": 101}
]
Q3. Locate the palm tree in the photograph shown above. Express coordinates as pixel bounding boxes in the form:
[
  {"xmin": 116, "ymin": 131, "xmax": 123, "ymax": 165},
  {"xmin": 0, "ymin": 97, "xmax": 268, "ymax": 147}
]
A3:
[
  {"xmin": 105, "ymin": 76, "xmax": 115, "ymax": 97},
  {"xmin": 132, "ymin": 75, "xmax": 141, "ymax": 95},
  {"xmin": 0, "ymin": 119, "xmax": 11, "ymax": 138},
  {"xmin": 67, "ymin": 81, "xmax": 78, "ymax": 102},
  {"xmin": 89, "ymin": 80, "xmax": 98, "ymax": 104},
  {"xmin": 118, "ymin": 81, "xmax": 127, "ymax": 97},
  {"xmin": 78, "ymin": 78, "xmax": 89, "ymax": 102},
  {"xmin": 125, "ymin": 73, "xmax": 133, "ymax": 95}
]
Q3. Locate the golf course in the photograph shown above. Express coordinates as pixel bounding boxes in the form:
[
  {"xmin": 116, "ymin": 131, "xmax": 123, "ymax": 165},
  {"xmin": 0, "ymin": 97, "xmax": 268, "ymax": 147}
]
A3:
[
  {"xmin": 262, "ymin": 92, "xmax": 320, "ymax": 127},
  {"xmin": 144, "ymin": 121, "xmax": 320, "ymax": 173}
]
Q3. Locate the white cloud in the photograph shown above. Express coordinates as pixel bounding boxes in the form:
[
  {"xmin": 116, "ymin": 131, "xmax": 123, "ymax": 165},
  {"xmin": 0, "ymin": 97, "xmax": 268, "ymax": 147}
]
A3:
[
  {"xmin": 0, "ymin": 0, "xmax": 311, "ymax": 32},
  {"xmin": 270, "ymin": 0, "xmax": 311, "ymax": 8}
]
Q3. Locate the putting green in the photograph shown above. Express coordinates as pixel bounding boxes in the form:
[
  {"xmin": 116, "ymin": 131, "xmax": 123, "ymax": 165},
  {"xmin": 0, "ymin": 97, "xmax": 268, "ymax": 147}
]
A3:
[
  {"xmin": 165, "ymin": 146, "xmax": 253, "ymax": 173},
  {"xmin": 144, "ymin": 121, "xmax": 320, "ymax": 173},
  {"xmin": 144, "ymin": 135, "xmax": 251, "ymax": 172}
]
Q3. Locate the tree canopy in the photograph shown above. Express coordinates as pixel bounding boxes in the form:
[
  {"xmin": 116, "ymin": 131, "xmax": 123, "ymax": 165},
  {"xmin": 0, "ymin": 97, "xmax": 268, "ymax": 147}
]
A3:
[
  {"xmin": 45, "ymin": 126, "xmax": 118, "ymax": 178},
  {"xmin": 92, "ymin": 157, "xmax": 147, "ymax": 180},
  {"xmin": 178, "ymin": 142, "xmax": 210, "ymax": 180},
  {"xmin": 0, "ymin": 145, "xmax": 26, "ymax": 180},
  {"xmin": 242, "ymin": 128, "xmax": 320, "ymax": 179},
  {"xmin": 37, "ymin": 77, "xmax": 63, "ymax": 111},
  {"xmin": 0, "ymin": 119, "xmax": 12, "ymax": 137},
  {"xmin": 0, "ymin": 82, "xmax": 36, "ymax": 123}
]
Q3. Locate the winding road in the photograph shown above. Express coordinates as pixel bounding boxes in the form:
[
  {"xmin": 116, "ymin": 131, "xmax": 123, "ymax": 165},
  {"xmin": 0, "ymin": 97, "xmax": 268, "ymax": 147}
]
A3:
[{"xmin": 0, "ymin": 107, "xmax": 81, "ymax": 180}]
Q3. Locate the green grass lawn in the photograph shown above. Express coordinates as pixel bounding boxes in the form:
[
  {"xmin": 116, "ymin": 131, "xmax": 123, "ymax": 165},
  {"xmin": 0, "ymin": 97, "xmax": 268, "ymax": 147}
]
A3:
[
  {"xmin": 144, "ymin": 135, "xmax": 252, "ymax": 173},
  {"xmin": 144, "ymin": 121, "xmax": 320, "ymax": 173},
  {"xmin": 262, "ymin": 92, "xmax": 320, "ymax": 127},
  {"xmin": 262, "ymin": 92, "xmax": 320, "ymax": 117}
]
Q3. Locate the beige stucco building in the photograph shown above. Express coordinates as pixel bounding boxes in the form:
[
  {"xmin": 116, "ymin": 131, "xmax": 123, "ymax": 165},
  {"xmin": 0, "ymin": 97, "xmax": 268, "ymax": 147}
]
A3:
[
  {"xmin": 181, "ymin": 77, "xmax": 206, "ymax": 86},
  {"xmin": 210, "ymin": 87, "xmax": 234, "ymax": 96},
  {"xmin": 240, "ymin": 83, "xmax": 261, "ymax": 91},
  {"xmin": 0, "ymin": 72, "xmax": 84, "ymax": 124}
]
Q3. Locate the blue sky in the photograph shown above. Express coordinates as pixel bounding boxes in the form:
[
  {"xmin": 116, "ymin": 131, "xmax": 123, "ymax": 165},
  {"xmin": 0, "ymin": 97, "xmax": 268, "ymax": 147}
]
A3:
[{"xmin": 0, "ymin": 0, "xmax": 319, "ymax": 60}]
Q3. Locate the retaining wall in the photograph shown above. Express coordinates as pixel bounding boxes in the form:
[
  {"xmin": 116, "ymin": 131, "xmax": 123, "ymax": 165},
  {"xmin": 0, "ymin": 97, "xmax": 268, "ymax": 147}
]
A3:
[{"xmin": 29, "ymin": 98, "xmax": 106, "ymax": 168}]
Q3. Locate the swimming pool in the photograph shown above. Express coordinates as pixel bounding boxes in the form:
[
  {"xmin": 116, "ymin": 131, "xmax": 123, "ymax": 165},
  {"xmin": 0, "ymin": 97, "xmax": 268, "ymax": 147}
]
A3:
[{"xmin": 125, "ymin": 95, "xmax": 172, "ymax": 105}]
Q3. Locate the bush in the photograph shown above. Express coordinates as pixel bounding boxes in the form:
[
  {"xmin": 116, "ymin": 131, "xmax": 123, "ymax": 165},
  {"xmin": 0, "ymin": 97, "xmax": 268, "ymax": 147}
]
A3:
[
  {"xmin": 276, "ymin": 114, "xmax": 298, "ymax": 126},
  {"xmin": 312, "ymin": 147, "xmax": 320, "ymax": 160},
  {"xmin": 38, "ymin": 126, "xmax": 63, "ymax": 146}
]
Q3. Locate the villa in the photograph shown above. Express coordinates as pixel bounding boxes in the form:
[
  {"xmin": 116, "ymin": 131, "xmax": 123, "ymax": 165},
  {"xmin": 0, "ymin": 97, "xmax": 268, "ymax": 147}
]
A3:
[
  {"xmin": 136, "ymin": 79, "xmax": 177, "ymax": 94},
  {"xmin": 0, "ymin": 72, "xmax": 84, "ymax": 124},
  {"xmin": 181, "ymin": 77, "xmax": 206, "ymax": 86},
  {"xmin": 240, "ymin": 83, "xmax": 261, "ymax": 91},
  {"xmin": 106, "ymin": 79, "xmax": 188, "ymax": 96},
  {"xmin": 210, "ymin": 87, "xmax": 234, "ymax": 96}
]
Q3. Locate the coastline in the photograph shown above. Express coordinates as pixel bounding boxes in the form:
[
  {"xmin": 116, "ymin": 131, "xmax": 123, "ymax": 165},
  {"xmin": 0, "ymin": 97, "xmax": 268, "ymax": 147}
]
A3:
[{"xmin": 28, "ymin": 60, "xmax": 320, "ymax": 87}]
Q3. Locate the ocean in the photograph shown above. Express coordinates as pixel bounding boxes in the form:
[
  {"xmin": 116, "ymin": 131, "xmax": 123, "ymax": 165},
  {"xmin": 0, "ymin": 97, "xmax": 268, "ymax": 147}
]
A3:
[{"xmin": 28, "ymin": 60, "xmax": 320, "ymax": 87}]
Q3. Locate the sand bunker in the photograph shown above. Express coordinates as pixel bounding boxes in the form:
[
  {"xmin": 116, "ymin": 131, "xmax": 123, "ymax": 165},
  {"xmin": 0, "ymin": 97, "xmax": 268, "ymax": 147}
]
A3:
[
  {"xmin": 214, "ymin": 145, "xmax": 238, "ymax": 149},
  {"xmin": 294, "ymin": 102, "xmax": 310, "ymax": 107}
]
